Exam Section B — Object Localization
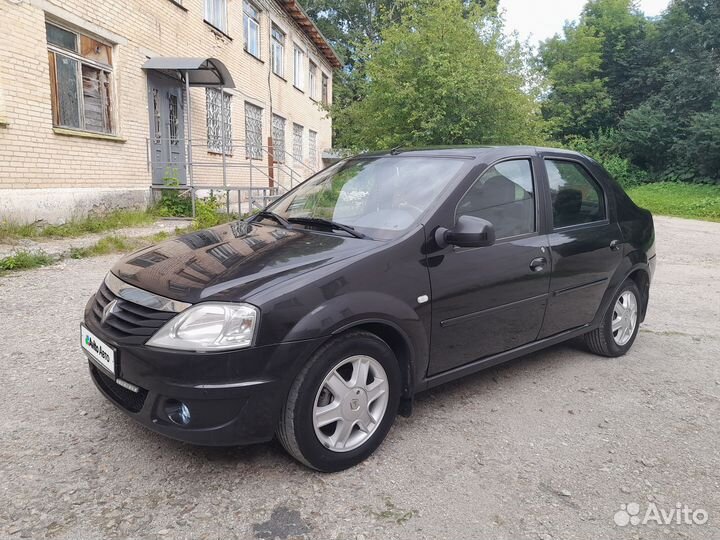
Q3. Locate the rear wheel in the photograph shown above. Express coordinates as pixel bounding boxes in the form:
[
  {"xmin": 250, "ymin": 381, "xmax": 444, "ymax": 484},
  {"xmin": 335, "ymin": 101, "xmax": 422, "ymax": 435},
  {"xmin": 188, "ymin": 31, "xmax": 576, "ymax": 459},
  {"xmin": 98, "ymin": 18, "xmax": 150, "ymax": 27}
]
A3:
[
  {"xmin": 585, "ymin": 279, "xmax": 641, "ymax": 357},
  {"xmin": 277, "ymin": 331, "xmax": 401, "ymax": 472}
]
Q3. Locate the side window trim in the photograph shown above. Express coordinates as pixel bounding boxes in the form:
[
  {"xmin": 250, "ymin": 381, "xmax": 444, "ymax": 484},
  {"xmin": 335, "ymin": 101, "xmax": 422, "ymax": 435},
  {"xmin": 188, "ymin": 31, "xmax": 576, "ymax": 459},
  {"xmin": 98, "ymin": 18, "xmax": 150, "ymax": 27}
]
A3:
[
  {"xmin": 543, "ymin": 157, "xmax": 609, "ymax": 231},
  {"xmin": 453, "ymin": 156, "xmax": 540, "ymax": 243}
]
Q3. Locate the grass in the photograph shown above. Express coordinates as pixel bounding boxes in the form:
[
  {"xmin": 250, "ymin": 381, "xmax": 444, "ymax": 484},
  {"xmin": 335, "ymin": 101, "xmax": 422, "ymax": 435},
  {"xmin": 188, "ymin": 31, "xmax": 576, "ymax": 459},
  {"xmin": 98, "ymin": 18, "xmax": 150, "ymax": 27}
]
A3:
[
  {"xmin": 0, "ymin": 209, "xmax": 159, "ymax": 242},
  {"xmin": 626, "ymin": 182, "xmax": 720, "ymax": 222},
  {"xmin": 68, "ymin": 232, "xmax": 170, "ymax": 259},
  {"xmin": 0, "ymin": 231, "xmax": 173, "ymax": 276},
  {"xmin": 0, "ymin": 250, "xmax": 55, "ymax": 274}
]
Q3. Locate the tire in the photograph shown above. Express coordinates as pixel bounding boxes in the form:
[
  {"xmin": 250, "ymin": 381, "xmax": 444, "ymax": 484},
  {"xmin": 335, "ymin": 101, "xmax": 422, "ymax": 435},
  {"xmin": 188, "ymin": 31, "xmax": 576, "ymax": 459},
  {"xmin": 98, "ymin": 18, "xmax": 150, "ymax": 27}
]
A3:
[
  {"xmin": 585, "ymin": 279, "xmax": 642, "ymax": 357},
  {"xmin": 277, "ymin": 331, "xmax": 401, "ymax": 472}
]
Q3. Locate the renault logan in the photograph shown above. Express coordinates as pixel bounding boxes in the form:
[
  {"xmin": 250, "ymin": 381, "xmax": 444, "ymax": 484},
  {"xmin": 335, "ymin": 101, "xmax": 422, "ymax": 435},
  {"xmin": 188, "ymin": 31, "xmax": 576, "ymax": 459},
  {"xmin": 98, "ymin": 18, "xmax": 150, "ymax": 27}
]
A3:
[{"xmin": 81, "ymin": 146, "xmax": 656, "ymax": 471}]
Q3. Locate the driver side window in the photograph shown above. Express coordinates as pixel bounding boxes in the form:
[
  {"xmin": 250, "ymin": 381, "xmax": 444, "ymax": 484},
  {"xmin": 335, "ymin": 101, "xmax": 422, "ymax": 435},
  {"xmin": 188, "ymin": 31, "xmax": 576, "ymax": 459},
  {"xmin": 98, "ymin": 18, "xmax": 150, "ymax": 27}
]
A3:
[{"xmin": 456, "ymin": 159, "xmax": 535, "ymax": 239}]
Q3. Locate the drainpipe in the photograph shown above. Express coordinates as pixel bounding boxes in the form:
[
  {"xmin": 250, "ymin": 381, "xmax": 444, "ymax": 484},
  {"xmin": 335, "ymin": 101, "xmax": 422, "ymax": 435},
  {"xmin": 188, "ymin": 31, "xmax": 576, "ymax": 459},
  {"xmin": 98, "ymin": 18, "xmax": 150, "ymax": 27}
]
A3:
[
  {"xmin": 185, "ymin": 71, "xmax": 196, "ymax": 219},
  {"xmin": 219, "ymin": 85, "xmax": 230, "ymax": 214}
]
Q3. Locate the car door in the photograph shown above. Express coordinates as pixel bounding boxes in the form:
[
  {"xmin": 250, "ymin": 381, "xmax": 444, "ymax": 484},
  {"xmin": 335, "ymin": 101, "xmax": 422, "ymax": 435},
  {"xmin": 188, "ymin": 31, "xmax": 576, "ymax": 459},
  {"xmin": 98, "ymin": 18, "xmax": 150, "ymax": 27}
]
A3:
[
  {"xmin": 427, "ymin": 157, "xmax": 551, "ymax": 376},
  {"xmin": 537, "ymin": 155, "xmax": 623, "ymax": 338}
]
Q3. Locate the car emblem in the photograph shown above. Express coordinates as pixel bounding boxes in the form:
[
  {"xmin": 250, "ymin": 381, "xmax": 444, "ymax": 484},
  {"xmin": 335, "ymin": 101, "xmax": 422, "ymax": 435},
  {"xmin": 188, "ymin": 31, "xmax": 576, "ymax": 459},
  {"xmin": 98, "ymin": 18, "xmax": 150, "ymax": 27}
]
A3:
[
  {"xmin": 350, "ymin": 399, "xmax": 360, "ymax": 411},
  {"xmin": 101, "ymin": 299, "xmax": 118, "ymax": 325}
]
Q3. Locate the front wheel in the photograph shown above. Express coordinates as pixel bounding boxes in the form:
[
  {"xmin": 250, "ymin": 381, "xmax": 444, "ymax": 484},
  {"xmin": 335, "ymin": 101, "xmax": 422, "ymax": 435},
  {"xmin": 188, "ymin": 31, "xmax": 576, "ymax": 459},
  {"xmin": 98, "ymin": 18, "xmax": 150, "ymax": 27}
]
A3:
[
  {"xmin": 277, "ymin": 331, "xmax": 401, "ymax": 472},
  {"xmin": 585, "ymin": 279, "xmax": 641, "ymax": 357}
]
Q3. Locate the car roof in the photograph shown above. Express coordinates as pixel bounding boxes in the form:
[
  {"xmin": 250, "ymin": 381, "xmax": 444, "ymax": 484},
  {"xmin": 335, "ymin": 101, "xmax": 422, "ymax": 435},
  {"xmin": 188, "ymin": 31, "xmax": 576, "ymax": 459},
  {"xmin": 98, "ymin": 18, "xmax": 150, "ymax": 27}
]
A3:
[{"xmin": 358, "ymin": 145, "xmax": 587, "ymax": 160}]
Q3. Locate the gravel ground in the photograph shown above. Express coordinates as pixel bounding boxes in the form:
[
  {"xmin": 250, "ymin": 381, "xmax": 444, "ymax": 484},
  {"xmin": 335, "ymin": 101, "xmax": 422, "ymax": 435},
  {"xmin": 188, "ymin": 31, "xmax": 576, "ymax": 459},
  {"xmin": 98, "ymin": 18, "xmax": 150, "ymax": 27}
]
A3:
[{"xmin": 0, "ymin": 216, "xmax": 718, "ymax": 540}]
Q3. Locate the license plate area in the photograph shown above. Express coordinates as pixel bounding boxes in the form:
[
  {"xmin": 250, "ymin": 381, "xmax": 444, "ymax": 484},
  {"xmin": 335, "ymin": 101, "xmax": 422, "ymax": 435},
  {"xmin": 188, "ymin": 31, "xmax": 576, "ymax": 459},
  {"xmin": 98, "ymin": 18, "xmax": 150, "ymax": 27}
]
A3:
[{"xmin": 81, "ymin": 324, "xmax": 116, "ymax": 376}]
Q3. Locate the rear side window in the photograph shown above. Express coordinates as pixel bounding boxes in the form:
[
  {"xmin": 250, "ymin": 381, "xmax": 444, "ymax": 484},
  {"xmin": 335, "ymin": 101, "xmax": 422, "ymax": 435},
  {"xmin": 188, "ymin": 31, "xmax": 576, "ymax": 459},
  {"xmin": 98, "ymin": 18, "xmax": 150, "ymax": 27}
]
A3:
[
  {"xmin": 456, "ymin": 159, "xmax": 535, "ymax": 239},
  {"xmin": 546, "ymin": 160, "xmax": 606, "ymax": 228}
]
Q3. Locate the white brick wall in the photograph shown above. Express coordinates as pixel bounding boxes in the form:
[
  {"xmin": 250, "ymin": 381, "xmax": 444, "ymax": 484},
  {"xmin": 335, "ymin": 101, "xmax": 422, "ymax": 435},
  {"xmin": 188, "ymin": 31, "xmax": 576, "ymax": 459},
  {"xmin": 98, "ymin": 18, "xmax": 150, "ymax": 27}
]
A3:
[{"xmin": 0, "ymin": 0, "xmax": 334, "ymax": 218}]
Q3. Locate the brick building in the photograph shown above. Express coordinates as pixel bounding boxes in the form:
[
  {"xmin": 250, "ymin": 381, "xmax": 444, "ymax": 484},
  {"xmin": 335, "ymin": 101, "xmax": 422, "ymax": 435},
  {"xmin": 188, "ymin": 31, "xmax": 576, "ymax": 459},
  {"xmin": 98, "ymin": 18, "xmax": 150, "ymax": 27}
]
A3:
[{"xmin": 0, "ymin": 0, "xmax": 340, "ymax": 223}]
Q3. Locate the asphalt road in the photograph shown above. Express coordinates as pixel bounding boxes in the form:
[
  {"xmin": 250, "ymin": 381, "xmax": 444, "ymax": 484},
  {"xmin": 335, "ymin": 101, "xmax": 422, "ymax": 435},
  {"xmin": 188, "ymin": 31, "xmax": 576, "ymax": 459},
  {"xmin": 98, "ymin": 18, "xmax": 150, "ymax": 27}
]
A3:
[{"xmin": 1, "ymin": 216, "xmax": 718, "ymax": 539}]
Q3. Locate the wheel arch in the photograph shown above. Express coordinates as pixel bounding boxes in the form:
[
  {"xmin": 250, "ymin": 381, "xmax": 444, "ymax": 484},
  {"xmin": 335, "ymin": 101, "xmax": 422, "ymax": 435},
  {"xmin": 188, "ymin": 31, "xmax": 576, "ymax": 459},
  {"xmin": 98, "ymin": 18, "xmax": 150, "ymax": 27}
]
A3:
[
  {"xmin": 593, "ymin": 259, "xmax": 651, "ymax": 328},
  {"xmin": 331, "ymin": 319, "xmax": 416, "ymax": 415},
  {"xmin": 626, "ymin": 267, "xmax": 651, "ymax": 322}
]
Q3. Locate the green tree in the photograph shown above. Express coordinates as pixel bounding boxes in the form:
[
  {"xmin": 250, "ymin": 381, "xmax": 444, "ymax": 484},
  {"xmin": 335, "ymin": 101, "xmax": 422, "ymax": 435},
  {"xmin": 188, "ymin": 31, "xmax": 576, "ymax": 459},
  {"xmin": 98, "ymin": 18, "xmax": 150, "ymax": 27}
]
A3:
[
  {"xmin": 303, "ymin": 0, "xmax": 496, "ymax": 145},
  {"xmin": 538, "ymin": 20, "xmax": 612, "ymax": 138},
  {"xmin": 580, "ymin": 0, "xmax": 656, "ymax": 120},
  {"xmin": 618, "ymin": 0, "xmax": 720, "ymax": 181},
  {"xmin": 331, "ymin": 0, "xmax": 544, "ymax": 150}
]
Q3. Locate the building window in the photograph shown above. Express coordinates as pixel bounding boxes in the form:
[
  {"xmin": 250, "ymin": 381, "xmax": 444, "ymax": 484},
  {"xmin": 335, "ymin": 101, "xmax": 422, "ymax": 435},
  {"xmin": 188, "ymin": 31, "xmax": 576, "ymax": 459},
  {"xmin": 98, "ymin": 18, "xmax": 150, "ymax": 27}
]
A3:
[
  {"xmin": 309, "ymin": 130, "xmax": 318, "ymax": 168},
  {"xmin": 293, "ymin": 123, "xmax": 303, "ymax": 165},
  {"xmin": 244, "ymin": 102, "xmax": 263, "ymax": 159},
  {"xmin": 271, "ymin": 25, "xmax": 285, "ymax": 77},
  {"xmin": 321, "ymin": 73, "xmax": 329, "ymax": 105},
  {"xmin": 206, "ymin": 89, "xmax": 232, "ymax": 154},
  {"xmin": 272, "ymin": 114, "xmax": 285, "ymax": 163},
  {"xmin": 293, "ymin": 46, "xmax": 305, "ymax": 90},
  {"xmin": 46, "ymin": 22, "xmax": 114, "ymax": 134},
  {"xmin": 308, "ymin": 62, "xmax": 318, "ymax": 100},
  {"xmin": 205, "ymin": 0, "xmax": 228, "ymax": 33},
  {"xmin": 243, "ymin": 2, "xmax": 260, "ymax": 58}
]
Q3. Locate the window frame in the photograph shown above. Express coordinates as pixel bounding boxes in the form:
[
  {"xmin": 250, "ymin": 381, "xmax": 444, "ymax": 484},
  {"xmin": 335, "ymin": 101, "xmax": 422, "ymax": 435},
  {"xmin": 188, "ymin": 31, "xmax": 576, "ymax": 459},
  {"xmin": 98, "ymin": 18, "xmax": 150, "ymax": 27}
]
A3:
[
  {"xmin": 204, "ymin": 0, "xmax": 228, "ymax": 34},
  {"xmin": 308, "ymin": 61, "xmax": 318, "ymax": 100},
  {"xmin": 321, "ymin": 72, "xmax": 329, "ymax": 105},
  {"xmin": 244, "ymin": 101, "xmax": 263, "ymax": 160},
  {"xmin": 308, "ymin": 129, "xmax": 318, "ymax": 168},
  {"xmin": 544, "ymin": 157, "xmax": 609, "ymax": 231},
  {"xmin": 292, "ymin": 123, "xmax": 303, "ymax": 164},
  {"xmin": 293, "ymin": 45, "xmax": 305, "ymax": 90},
  {"xmin": 453, "ymin": 156, "xmax": 541, "ymax": 244},
  {"xmin": 243, "ymin": 1, "xmax": 261, "ymax": 58},
  {"xmin": 271, "ymin": 113, "xmax": 286, "ymax": 163},
  {"xmin": 206, "ymin": 88, "xmax": 233, "ymax": 155},
  {"xmin": 271, "ymin": 24, "xmax": 285, "ymax": 78},
  {"xmin": 46, "ymin": 20, "xmax": 116, "ymax": 135}
]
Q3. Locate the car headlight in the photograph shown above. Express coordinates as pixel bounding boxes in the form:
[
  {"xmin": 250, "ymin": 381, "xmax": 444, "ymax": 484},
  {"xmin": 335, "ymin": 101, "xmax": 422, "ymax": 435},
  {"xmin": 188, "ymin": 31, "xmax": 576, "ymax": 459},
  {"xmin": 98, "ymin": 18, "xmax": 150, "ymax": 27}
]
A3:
[{"xmin": 146, "ymin": 303, "xmax": 259, "ymax": 351}]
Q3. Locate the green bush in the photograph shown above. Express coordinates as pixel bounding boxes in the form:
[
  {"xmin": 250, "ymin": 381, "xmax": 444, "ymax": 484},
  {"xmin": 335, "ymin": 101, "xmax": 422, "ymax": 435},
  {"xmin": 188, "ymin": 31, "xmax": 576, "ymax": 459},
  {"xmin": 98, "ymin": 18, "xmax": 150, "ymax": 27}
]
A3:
[
  {"xmin": 194, "ymin": 192, "xmax": 224, "ymax": 229},
  {"xmin": 565, "ymin": 130, "xmax": 648, "ymax": 188},
  {"xmin": 154, "ymin": 175, "xmax": 237, "ymax": 229},
  {"xmin": 156, "ymin": 174, "xmax": 193, "ymax": 217}
]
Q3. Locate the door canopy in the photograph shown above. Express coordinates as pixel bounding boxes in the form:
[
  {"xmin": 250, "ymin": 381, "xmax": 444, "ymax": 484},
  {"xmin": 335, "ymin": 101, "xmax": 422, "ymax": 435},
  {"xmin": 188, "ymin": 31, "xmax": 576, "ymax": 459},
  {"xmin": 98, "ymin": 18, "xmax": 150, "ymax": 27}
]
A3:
[{"xmin": 141, "ymin": 57, "xmax": 235, "ymax": 88}]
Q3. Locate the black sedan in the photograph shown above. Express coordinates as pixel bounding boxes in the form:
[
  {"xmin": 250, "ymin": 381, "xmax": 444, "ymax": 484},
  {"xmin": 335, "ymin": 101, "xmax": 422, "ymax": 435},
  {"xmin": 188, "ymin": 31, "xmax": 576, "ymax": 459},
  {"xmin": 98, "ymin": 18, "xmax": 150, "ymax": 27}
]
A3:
[{"xmin": 81, "ymin": 146, "xmax": 656, "ymax": 471}]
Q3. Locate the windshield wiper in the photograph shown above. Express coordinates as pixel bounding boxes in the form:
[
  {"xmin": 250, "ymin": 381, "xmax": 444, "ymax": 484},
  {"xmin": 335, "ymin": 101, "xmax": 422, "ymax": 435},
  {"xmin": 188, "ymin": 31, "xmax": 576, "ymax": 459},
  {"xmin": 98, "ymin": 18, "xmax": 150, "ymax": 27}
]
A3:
[
  {"xmin": 252, "ymin": 210, "xmax": 291, "ymax": 229},
  {"xmin": 287, "ymin": 217, "xmax": 367, "ymax": 239}
]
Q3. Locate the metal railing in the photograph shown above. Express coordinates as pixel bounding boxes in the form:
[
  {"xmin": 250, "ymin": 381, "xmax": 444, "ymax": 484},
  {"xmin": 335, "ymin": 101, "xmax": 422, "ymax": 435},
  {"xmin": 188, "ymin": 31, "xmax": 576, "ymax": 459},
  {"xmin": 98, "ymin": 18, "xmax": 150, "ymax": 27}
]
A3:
[{"xmin": 146, "ymin": 137, "xmax": 319, "ymax": 217}]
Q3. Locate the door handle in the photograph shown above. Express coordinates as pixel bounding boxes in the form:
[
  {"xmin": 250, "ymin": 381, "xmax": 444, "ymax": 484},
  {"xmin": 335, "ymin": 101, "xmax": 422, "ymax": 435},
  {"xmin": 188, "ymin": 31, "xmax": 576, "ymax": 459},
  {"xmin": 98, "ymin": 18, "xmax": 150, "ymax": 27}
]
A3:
[
  {"xmin": 610, "ymin": 239, "xmax": 621, "ymax": 251},
  {"xmin": 529, "ymin": 257, "xmax": 547, "ymax": 272}
]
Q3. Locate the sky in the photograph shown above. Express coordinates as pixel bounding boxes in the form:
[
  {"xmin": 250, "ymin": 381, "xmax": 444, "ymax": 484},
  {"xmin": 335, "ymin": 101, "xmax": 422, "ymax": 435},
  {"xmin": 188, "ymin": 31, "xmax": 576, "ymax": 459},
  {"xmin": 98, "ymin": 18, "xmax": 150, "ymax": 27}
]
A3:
[{"xmin": 500, "ymin": 0, "xmax": 671, "ymax": 48}]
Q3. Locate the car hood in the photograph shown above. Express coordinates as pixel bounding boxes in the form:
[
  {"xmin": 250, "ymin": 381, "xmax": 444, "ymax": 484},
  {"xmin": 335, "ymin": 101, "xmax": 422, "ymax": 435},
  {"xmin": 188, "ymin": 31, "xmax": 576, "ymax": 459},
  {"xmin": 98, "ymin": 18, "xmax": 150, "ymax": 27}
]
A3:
[{"xmin": 111, "ymin": 221, "xmax": 375, "ymax": 304}]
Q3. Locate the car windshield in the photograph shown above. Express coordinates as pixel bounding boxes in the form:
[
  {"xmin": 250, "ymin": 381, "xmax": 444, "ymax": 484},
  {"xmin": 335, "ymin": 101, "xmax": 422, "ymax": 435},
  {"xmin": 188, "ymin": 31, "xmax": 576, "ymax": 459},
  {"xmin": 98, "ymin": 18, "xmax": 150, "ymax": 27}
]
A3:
[{"xmin": 265, "ymin": 156, "xmax": 467, "ymax": 239}]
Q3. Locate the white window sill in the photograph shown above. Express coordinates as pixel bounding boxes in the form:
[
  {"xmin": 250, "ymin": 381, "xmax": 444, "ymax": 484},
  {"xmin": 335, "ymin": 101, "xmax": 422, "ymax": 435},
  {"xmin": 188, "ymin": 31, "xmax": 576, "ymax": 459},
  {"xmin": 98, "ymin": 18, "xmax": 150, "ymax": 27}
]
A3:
[{"xmin": 53, "ymin": 127, "xmax": 126, "ymax": 142}]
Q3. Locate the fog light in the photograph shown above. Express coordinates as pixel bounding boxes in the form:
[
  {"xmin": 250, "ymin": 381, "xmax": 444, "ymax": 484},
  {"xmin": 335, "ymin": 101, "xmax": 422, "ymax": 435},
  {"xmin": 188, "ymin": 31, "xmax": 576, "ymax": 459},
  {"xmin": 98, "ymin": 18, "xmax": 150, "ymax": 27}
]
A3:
[{"xmin": 165, "ymin": 400, "xmax": 191, "ymax": 425}]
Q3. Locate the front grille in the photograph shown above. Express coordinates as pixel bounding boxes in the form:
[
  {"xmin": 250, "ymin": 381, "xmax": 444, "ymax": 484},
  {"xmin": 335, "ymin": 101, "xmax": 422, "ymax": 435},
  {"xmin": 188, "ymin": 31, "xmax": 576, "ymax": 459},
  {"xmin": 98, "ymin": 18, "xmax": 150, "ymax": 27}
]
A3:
[
  {"xmin": 90, "ymin": 363, "xmax": 148, "ymax": 413},
  {"xmin": 90, "ymin": 282, "xmax": 175, "ymax": 345}
]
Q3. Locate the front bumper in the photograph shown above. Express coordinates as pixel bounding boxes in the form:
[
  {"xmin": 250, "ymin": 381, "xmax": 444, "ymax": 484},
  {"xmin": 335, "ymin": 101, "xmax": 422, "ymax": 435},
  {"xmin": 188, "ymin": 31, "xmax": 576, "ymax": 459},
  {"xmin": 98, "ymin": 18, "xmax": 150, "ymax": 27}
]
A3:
[{"xmin": 83, "ymin": 298, "xmax": 325, "ymax": 446}]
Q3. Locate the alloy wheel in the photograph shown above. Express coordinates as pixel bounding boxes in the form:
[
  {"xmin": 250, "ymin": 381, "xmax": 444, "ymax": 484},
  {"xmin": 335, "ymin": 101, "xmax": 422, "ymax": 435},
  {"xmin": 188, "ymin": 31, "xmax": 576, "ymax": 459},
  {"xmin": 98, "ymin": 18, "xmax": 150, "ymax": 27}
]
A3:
[
  {"xmin": 612, "ymin": 290, "xmax": 638, "ymax": 346},
  {"xmin": 313, "ymin": 355, "xmax": 389, "ymax": 452}
]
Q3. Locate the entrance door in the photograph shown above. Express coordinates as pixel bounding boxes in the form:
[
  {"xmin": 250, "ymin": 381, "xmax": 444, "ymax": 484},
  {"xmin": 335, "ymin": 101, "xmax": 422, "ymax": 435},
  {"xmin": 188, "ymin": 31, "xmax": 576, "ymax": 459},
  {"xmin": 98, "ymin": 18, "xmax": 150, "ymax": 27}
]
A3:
[{"xmin": 147, "ymin": 73, "xmax": 186, "ymax": 185}]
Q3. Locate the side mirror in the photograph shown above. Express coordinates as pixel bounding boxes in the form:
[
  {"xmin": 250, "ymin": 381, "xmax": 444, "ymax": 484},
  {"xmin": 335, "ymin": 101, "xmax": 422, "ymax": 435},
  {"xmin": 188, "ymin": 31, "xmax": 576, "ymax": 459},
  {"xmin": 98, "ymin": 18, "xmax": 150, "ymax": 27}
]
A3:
[{"xmin": 435, "ymin": 215, "xmax": 495, "ymax": 248}]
